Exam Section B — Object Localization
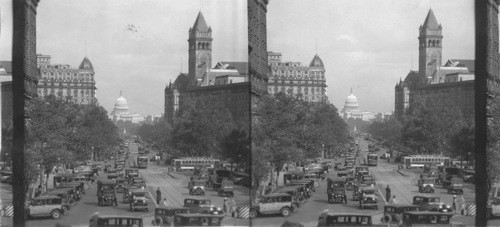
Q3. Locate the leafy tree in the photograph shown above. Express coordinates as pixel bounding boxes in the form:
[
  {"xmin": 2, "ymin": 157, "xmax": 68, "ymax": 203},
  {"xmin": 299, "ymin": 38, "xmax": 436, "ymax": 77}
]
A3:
[
  {"xmin": 221, "ymin": 127, "xmax": 250, "ymax": 171},
  {"xmin": 367, "ymin": 117, "xmax": 403, "ymax": 144},
  {"xmin": 171, "ymin": 95, "xmax": 236, "ymax": 158}
]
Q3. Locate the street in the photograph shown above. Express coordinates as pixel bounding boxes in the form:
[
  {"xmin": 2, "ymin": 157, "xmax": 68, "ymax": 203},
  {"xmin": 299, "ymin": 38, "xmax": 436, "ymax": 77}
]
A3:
[
  {"xmin": 251, "ymin": 138, "xmax": 479, "ymax": 227},
  {"xmin": 22, "ymin": 142, "xmax": 250, "ymax": 227}
]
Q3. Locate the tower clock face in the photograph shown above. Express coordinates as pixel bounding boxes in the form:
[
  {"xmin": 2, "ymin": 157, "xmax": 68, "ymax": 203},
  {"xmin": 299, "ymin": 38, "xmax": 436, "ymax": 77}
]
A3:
[{"xmin": 198, "ymin": 53, "xmax": 209, "ymax": 68}]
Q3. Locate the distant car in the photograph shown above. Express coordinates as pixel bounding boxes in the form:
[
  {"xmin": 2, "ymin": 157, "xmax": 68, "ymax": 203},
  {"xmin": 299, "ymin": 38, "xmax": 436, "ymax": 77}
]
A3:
[
  {"xmin": 418, "ymin": 178, "xmax": 435, "ymax": 193},
  {"xmin": 130, "ymin": 196, "xmax": 149, "ymax": 212},
  {"xmin": 412, "ymin": 195, "xmax": 452, "ymax": 212},
  {"xmin": 152, "ymin": 207, "xmax": 190, "ymax": 226},
  {"xmin": 0, "ymin": 171, "xmax": 12, "ymax": 184},
  {"xmin": 447, "ymin": 178, "xmax": 464, "ymax": 195},
  {"xmin": 359, "ymin": 188, "xmax": 379, "ymax": 210},
  {"xmin": 183, "ymin": 198, "xmax": 221, "ymax": 215}
]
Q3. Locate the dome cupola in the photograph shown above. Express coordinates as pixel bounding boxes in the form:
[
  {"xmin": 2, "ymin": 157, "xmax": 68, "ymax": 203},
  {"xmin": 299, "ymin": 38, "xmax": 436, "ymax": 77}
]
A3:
[
  {"xmin": 112, "ymin": 90, "xmax": 129, "ymax": 115},
  {"xmin": 309, "ymin": 54, "xmax": 324, "ymax": 69},
  {"xmin": 79, "ymin": 56, "xmax": 94, "ymax": 71}
]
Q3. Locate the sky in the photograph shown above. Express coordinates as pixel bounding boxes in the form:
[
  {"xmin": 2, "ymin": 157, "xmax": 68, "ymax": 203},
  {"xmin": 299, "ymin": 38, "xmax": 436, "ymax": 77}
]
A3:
[
  {"xmin": 36, "ymin": 0, "xmax": 248, "ymax": 116},
  {"xmin": 0, "ymin": 0, "xmax": 13, "ymax": 61},
  {"xmin": 267, "ymin": 0, "xmax": 475, "ymax": 113}
]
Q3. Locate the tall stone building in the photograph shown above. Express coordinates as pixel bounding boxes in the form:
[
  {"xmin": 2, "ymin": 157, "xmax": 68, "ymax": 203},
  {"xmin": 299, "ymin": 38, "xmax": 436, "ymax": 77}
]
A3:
[
  {"xmin": 248, "ymin": 0, "xmax": 269, "ymax": 101},
  {"xmin": 267, "ymin": 51, "xmax": 328, "ymax": 102},
  {"xmin": 35, "ymin": 54, "xmax": 98, "ymax": 105},
  {"xmin": 395, "ymin": 9, "xmax": 475, "ymax": 121},
  {"xmin": 164, "ymin": 11, "xmax": 249, "ymax": 125}
]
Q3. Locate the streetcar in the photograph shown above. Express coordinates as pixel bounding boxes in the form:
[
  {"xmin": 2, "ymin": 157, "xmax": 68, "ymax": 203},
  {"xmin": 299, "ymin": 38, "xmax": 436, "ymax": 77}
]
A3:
[
  {"xmin": 172, "ymin": 157, "xmax": 221, "ymax": 171},
  {"xmin": 403, "ymin": 155, "xmax": 450, "ymax": 168},
  {"xmin": 366, "ymin": 153, "xmax": 378, "ymax": 166},
  {"xmin": 137, "ymin": 156, "xmax": 148, "ymax": 169}
]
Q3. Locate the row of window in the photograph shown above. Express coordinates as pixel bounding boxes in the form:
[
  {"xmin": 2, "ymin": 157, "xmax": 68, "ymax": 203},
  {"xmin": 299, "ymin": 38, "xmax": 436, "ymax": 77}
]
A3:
[
  {"xmin": 269, "ymin": 79, "xmax": 325, "ymax": 84},
  {"xmin": 41, "ymin": 72, "xmax": 94, "ymax": 81},
  {"xmin": 38, "ymin": 88, "xmax": 93, "ymax": 97},
  {"xmin": 272, "ymin": 69, "xmax": 324, "ymax": 77}
]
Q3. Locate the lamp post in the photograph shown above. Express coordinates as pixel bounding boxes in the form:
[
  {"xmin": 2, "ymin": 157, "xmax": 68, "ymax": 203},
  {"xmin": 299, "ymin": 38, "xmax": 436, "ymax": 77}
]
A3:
[{"xmin": 322, "ymin": 144, "xmax": 325, "ymax": 159}]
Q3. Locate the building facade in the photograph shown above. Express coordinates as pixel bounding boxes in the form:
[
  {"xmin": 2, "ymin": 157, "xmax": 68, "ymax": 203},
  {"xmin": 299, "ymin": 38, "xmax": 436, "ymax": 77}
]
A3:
[
  {"xmin": 248, "ymin": 0, "xmax": 269, "ymax": 104},
  {"xmin": 395, "ymin": 9, "xmax": 475, "ymax": 121},
  {"xmin": 267, "ymin": 52, "xmax": 327, "ymax": 102},
  {"xmin": 164, "ymin": 11, "xmax": 250, "ymax": 125},
  {"xmin": 36, "ymin": 54, "xmax": 97, "ymax": 105}
]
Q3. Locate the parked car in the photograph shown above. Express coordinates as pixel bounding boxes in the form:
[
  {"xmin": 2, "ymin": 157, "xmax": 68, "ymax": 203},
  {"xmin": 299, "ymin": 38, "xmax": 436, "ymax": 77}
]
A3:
[
  {"xmin": 89, "ymin": 214, "xmax": 143, "ymax": 227},
  {"xmin": 25, "ymin": 195, "xmax": 70, "ymax": 220},
  {"xmin": 380, "ymin": 204, "xmax": 419, "ymax": 225},
  {"xmin": 401, "ymin": 211, "xmax": 459, "ymax": 226},
  {"xmin": 487, "ymin": 197, "xmax": 500, "ymax": 219},
  {"xmin": 173, "ymin": 213, "xmax": 225, "ymax": 226},
  {"xmin": 0, "ymin": 171, "xmax": 12, "ymax": 184}
]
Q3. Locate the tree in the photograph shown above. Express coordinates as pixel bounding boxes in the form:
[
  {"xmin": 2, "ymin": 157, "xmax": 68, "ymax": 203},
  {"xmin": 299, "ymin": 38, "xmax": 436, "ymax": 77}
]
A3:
[
  {"xmin": 367, "ymin": 118, "xmax": 403, "ymax": 144},
  {"xmin": 171, "ymin": 95, "xmax": 236, "ymax": 158},
  {"xmin": 221, "ymin": 127, "xmax": 250, "ymax": 171}
]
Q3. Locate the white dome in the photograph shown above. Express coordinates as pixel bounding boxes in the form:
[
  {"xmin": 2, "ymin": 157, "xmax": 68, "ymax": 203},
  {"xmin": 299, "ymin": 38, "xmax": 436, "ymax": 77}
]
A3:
[
  {"xmin": 342, "ymin": 90, "xmax": 359, "ymax": 112},
  {"xmin": 112, "ymin": 91, "xmax": 129, "ymax": 115}
]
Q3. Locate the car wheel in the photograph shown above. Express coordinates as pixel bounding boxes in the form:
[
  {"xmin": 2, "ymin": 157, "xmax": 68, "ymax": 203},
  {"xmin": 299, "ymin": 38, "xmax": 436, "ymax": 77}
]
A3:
[
  {"xmin": 249, "ymin": 209, "xmax": 258, "ymax": 218},
  {"xmin": 291, "ymin": 203, "xmax": 298, "ymax": 212},
  {"xmin": 24, "ymin": 212, "xmax": 29, "ymax": 220},
  {"xmin": 281, "ymin": 207, "xmax": 291, "ymax": 217},
  {"xmin": 51, "ymin": 210, "xmax": 62, "ymax": 219}
]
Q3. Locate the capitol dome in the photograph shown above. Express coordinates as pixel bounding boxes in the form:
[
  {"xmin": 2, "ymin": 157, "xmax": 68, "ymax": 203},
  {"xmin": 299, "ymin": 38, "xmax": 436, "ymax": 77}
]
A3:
[
  {"xmin": 111, "ymin": 91, "xmax": 129, "ymax": 115},
  {"xmin": 342, "ymin": 89, "xmax": 359, "ymax": 113}
]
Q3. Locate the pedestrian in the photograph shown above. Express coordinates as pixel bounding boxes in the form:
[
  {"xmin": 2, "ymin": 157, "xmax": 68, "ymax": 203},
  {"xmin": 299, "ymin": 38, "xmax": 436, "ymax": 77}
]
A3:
[
  {"xmin": 452, "ymin": 195, "xmax": 457, "ymax": 213},
  {"xmin": 459, "ymin": 195, "xmax": 466, "ymax": 215},
  {"xmin": 385, "ymin": 185, "xmax": 391, "ymax": 203},
  {"xmin": 391, "ymin": 195, "xmax": 398, "ymax": 204},
  {"xmin": 223, "ymin": 197, "xmax": 228, "ymax": 215},
  {"xmin": 162, "ymin": 198, "xmax": 169, "ymax": 207},
  {"xmin": 156, "ymin": 187, "xmax": 161, "ymax": 204},
  {"xmin": 285, "ymin": 164, "xmax": 289, "ymax": 172},
  {"xmin": 230, "ymin": 198, "xmax": 237, "ymax": 217}
]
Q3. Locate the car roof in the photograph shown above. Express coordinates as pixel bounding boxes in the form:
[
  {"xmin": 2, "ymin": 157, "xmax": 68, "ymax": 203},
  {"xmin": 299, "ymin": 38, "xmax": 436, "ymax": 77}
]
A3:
[
  {"xmin": 263, "ymin": 193, "xmax": 290, "ymax": 197},
  {"xmin": 321, "ymin": 212, "xmax": 371, "ymax": 217},
  {"xmin": 130, "ymin": 189, "xmax": 148, "ymax": 193},
  {"xmin": 91, "ymin": 214, "xmax": 141, "ymax": 219},
  {"xmin": 33, "ymin": 195, "xmax": 62, "ymax": 199},
  {"xmin": 384, "ymin": 204, "xmax": 419, "ymax": 208},
  {"xmin": 404, "ymin": 211, "xmax": 453, "ymax": 215},
  {"xmin": 156, "ymin": 206, "xmax": 190, "ymax": 211},
  {"xmin": 174, "ymin": 213, "xmax": 224, "ymax": 218},
  {"xmin": 413, "ymin": 195, "xmax": 440, "ymax": 199}
]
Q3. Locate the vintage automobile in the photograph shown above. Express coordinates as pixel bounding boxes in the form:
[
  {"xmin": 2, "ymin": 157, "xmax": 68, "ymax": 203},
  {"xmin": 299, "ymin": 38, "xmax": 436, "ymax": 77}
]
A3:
[
  {"xmin": 317, "ymin": 211, "xmax": 388, "ymax": 227},
  {"xmin": 327, "ymin": 178, "xmax": 347, "ymax": 204},
  {"xmin": 115, "ymin": 177, "xmax": 127, "ymax": 193},
  {"xmin": 356, "ymin": 170, "xmax": 370, "ymax": 181},
  {"xmin": 352, "ymin": 184, "xmax": 371, "ymax": 201},
  {"xmin": 25, "ymin": 195, "xmax": 70, "ymax": 220},
  {"xmin": 124, "ymin": 188, "xmax": 149, "ymax": 204},
  {"xmin": 359, "ymin": 188, "xmax": 379, "ymax": 209},
  {"xmin": 337, "ymin": 166, "xmax": 349, "ymax": 177},
  {"xmin": 183, "ymin": 198, "xmax": 222, "ymax": 214},
  {"xmin": 303, "ymin": 172, "xmax": 322, "ymax": 187},
  {"xmin": 152, "ymin": 206, "xmax": 190, "ymax": 226},
  {"xmin": 130, "ymin": 196, "xmax": 149, "ymax": 212},
  {"xmin": 108, "ymin": 173, "xmax": 119, "ymax": 180},
  {"xmin": 71, "ymin": 175, "xmax": 89, "ymax": 190},
  {"xmin": 288, "ymin": 179, "xmax": 316, "ymax": 192},
  {"xmin": 189, "ymin": 179, "xmax": 206, "ymax": 196},
  {"xmin": 447, "ymin": 178, "xmax": 464, "ymax": 195},
  {"xmin": 380, "ymin": 204, "xmax": 419, "ymax": 225},
  {"xmin": 412, "ymin": 195, "xmax": 452, "ymax": 212},
  {"xmin": 45, "ymin": 188, "xmax": 78, "ymax": 206},
  {"xmin": 0, "ymin": 171, "xmax": 12, "ymax": 184},
  {"xmin": 128, "ymin": 177, "xmax": 145, "ymax": 188},
  {"xmin": 173, "ymin": 213, "xmax": 225, "ymax": 226},
  {"xmin": 283, "ymin": 172, "xmax": 305, "ymax": 186},
  {"xmin": 127, "ymin": 172, "xmax": 140, "ymax": 182},
  {"xmin": 273, "ymin": 186, "xmax": 307, "ymax": 204},
  {"xmin": 418, "ymin": 178, "xmax": 435, "ymax": 193},
  {"xmin": 125, "ymin": 168, "xmax": 139, "ymax": 177},
  {"xmin": 462, "ymin": 170, "xmax": 475, "ymax": 183},
  {"xmin": 218, "ymin": 179, "xmax": 234, "ymax": 197},
  {"xmin": 55, "ymin": 183, "xmax": 83, "ymax": 201},
  {"xmin": 249, "ymin": 193, "xmax": 298, "ymax": 218},
  {"xmin": 97, "ymin": 180, "xmax": 117, "ymax": 206},
  {"xmin": 487, "ymin": 197, "xmax": 500, "ymax": 219},
  {"xmin": 355, "ymin": 166, "xmax": 369, "ymax": 176},
  {"xmin": 401, "ymin": 211, "xmax": 460, "ymax": 226},
  {"xmin": 89, "ymin": 213, "xmax": 143, "ymax": 227},
  {"xmin": 345, "ymin": 176, "xmax": 356, "ymax": 191},
  {"xmin": 359, "ymin": 174, "xmax": 376, "ymax": 186}
]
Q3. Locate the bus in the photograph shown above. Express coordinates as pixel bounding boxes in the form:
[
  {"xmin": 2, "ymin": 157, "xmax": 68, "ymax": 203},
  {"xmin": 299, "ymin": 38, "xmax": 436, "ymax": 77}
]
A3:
[
  {"xmin": 366, "ymin": 153, "xmax": 378, "ymax": 166},
  {"xmin": 172, "ymin": 157, "xmax": 220, "ymax": 171},
  {"xmin": 403, "ymin": 155, "xmax": 450, "ymax": 168},
  {"xmin": 137, "ymin": 156, "xmax": 148, "ymax": 169}
]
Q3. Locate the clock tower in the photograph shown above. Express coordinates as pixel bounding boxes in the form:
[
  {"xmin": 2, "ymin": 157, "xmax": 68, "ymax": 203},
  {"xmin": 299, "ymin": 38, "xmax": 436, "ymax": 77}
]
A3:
[
  {"xmin": 188, "ymin": 11, "xmax": 213, "ymax": 85},
  {"xmin": 418, "ymin": 9, "xmax": 443, "ymax": 85}
]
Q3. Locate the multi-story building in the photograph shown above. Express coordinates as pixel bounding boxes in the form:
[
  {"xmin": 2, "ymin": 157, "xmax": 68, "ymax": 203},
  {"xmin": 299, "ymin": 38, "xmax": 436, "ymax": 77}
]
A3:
[
  {"xmin": 267, "ymin": 52, "xmax": 328, "ymax": 102},
  {"xmin": 395, "ymin": 9, "xmax": 475, "ymax": 121},
  {"xmin": 36, "ymin": 54, "xmax": 97, "ymax": 105},
  {"xmin": 164, "ymin": 11, "xmax": 250, "ymax": 125}
]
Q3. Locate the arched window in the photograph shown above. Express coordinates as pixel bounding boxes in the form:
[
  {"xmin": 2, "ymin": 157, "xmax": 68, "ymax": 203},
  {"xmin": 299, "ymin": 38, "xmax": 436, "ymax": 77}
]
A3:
[
  {"xmin": 206, "ymin": 43, "xmax": 210, "ymax": 49},
  {"xmin": 437, "ymin": 40, "xmax": 440, "ymax": 47},
  {"xmin": 428, "ymin": 40, "xmax": 432, "ymax": 46},
  {"xmin": 198, "ymin": 43, "xmax": 201, "ymax": 49}
]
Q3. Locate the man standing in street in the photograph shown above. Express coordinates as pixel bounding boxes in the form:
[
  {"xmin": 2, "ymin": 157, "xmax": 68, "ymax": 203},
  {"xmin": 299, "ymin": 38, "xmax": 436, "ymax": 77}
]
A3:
[
  {"xmin": 385, "ymin": 185, "xmax": 391, "ymax": 203},
  {"xmin": 391, "ymin": 195, "xmax": 398, "ymax": 204},
  {"xmin": 156, "ymin": 187, "xmax": 161, "ymax": 205},
  {"xmin": 452, "ymin": 195, "xmax": 457, "ymax": 213},
  {"xmin": 459, "ymin": 195, "xmax": 466, "ymax": 215}
]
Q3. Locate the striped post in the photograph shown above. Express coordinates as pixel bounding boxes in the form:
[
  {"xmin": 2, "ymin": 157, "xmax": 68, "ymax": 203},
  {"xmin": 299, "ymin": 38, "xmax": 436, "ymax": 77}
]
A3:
[
  {"xmin": 2, "ymin": 204, "xmax": 13, "ymax": 217},
  {"xmin": 466, "ymin": 204, "xmax": 476, "ymax": 216},
  {"xmin": 238, "ymin": 206, "xmax": 249, "ymax": 219}
]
